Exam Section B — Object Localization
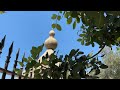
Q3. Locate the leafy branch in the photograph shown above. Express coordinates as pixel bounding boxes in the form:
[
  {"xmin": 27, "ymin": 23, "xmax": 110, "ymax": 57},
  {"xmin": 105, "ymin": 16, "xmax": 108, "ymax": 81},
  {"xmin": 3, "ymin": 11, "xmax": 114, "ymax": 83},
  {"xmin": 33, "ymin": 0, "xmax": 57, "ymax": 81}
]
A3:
[
  {"xmin": 15, "ymin": 45, "xmax": 108, "ymax": 79},
  {"xmin": 87, "ymin": 44, "xmax": 105, "ymax": 60}
]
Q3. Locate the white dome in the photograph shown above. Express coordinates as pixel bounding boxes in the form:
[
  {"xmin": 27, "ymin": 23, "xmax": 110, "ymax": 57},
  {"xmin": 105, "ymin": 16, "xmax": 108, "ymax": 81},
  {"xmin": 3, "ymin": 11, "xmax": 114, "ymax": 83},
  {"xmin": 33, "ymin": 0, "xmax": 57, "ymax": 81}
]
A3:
[{"xmin": 44, "ymin": 30, "xmax": 58, "ymax": 50}]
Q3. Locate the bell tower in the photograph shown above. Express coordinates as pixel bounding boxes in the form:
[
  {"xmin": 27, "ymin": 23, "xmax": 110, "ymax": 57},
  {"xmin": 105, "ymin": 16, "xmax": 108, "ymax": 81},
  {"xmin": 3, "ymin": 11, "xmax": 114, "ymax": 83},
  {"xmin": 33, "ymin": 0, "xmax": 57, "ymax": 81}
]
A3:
[{"xmin": 38, "ymin": 30, "xmax": 58, "ymax": 63}]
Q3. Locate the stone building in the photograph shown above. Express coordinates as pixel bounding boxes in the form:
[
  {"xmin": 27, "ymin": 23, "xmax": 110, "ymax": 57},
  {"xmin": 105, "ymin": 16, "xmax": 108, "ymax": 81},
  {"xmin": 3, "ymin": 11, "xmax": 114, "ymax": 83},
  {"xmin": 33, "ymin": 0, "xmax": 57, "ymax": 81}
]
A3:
[{"xmin": 22, "ymin": 29, "xmax": 61, "ymax": 79}]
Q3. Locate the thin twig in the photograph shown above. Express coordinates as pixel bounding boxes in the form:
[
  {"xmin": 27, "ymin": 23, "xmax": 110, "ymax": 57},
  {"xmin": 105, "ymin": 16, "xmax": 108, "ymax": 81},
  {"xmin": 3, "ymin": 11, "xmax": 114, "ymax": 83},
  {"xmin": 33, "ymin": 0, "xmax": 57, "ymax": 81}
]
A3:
[
  {"xmin": 87, "ymin": 44, "xmax": 105, "ymax": 60},
  {"xmin": 56, "ymin": 11, "xmax": 60, "ymax": 25}
]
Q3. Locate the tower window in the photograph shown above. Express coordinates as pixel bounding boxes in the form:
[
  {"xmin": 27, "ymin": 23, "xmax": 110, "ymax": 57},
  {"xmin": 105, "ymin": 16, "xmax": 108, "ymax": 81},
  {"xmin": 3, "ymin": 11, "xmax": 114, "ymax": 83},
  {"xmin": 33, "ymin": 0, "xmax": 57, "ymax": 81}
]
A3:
[{"xmin": 30, "ymin": 72, "xmax": 32, "ymax": 78}]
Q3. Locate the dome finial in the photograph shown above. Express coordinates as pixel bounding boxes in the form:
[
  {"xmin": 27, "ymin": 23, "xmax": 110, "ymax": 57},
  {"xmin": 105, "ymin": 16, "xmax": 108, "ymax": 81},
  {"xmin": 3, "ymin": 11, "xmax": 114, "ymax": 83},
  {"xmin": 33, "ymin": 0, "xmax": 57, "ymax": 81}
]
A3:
[
  {"xmin": 44, "ymin": 29, "xmax": 58, "ymax": 50},
  {"xmin": 49, "ymin": 30, "xmax": 55, "ymax": 37}
]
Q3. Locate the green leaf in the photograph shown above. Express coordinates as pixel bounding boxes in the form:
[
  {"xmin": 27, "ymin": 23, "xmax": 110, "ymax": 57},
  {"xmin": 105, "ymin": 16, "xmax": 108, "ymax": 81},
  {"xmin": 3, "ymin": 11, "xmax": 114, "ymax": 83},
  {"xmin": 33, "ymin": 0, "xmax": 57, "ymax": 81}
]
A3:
[
  {"xmin": 37, "ymin": 44, "xmax": 44, "ymax": 54},
  {"xmin": 80, "ymin": 55, "xmax": 87, "ymax": 61},
  {"xmin": 26, "ymin": 60, "xmax": 37, "ymax": 70},
  {"xmin": 34, "ymin": 73, "xmax": 42, "ymax": 79},
  {"xmin": 28, "ymin": 57, "xmax": 33, "ymax": 62},
  {"xmin": 67, "ymin": 17, "xmax": 72, "ymax": 24},
  {"xmin": 18, "ymin": 61, "xmax": 24, "ymax": 67},
  {"xmin": 64, "ymin": 55, "xmax": 69, "ymax": 61},
  {"xmin": 59, "ymin": 55, "xmax": 63, "ymax": 60},
  {"xmin": 34, "ymin": 63, "xmax": 41, "ymax": 68},
  {"xmin": 59, "ymin": 11, "xmax": 62, "ymax": 13},
  {"xmin": 95, "ymin": 68, "xmax": 100, "ymax": 75},
  {"xmin": 81, "ymin": 40, "xmax": 84, "ymax": 45},
  {"xmin": 94, "ymin": 12, "xmax": 105, "ymax": 28},
  {"xmin": 41, "ymin": 60, "xmax": 49, "ymax": 65},
  {"xmin": 76, "ymin": 17, "xmax": 80, "ymax": 23},
  {"xmin": 81, "ymin": 13, "xmax": 89, "ymax": 26},
  {"xmin": 64, "ymin": 12, "xmax": 70, "ymax": 18},
  {"xmin": 71, "ymin": 11, "xmax": 78, "ymax": 18},
  {"xmin": 51, "ymin": 14, "xmax": 57, "ymax": 19},
  {"xmin": 100, "ymin": 64, "xmax": 108, "ymax": 69},
  {"xmin": 26, "ymin": 60, "xmax": 37, "ymax": 71},
  {"xmin": 79, "ymin": 34, "xmax": 85, "ymax": 37},
  {"xmin": 73, "ymin": 21, "xmax": 76, "ymax": 29},
  {"xmin": 25, "ymin": 63, "xmax": 32, "ymax": 71},
  {"xmin": 31, "ymin": 60, "xmax": 37, "ymax": 66},
  {"xmin": 73, "ymin": 63, "xmax": 83, "ymax": 73},
  {"xmin": 34, "ymin": 69, "xmax": 40, "ymax": 74},
  {"xmin": 23, "ymin": 57, "xmax": 28, "ymax": 63},
  {"xmin": 56, "ymin": 24, "xmax": 62, "ymax": 31},
  {"xmin": 14, "ymin": 68, "xmax": 20, "ymax": 73},
  {"xmin": 69, "ymin": 49, "xmax": 76, "ymax": 56},
  {"xmin": 90, "ymin": 58, "xmax": 97, "ymax": 64},
  {"xmin": 79, "ymin": 70, "xmax": 86, "ymax": 78},
  {"xmin": 77, "ymin": 38, "xmax": 82, "ymax": 42},
  {"xmin": 30, "ymin": 44, "xmax": 44, "ymax": 59},
  {"xmin": 96, "ymin": 61, "xmax": 102, "ymax": 65},
  {"xmin": 85, "ymin": 42, "xmax": 90, "ymax": 46},
  {"xmin": 31, "ymin": 47, "xmax": 38, "ymax": 59},
  {"xmin": 14, "ymin": 68, "xmax": 22, "ymax": 75},
  {"xmin": 77, "ymin": 51, "xmax": 84, "ymax": 55},
  {"xmin": 57, "ymin": 16, "xmax": 61, "ymax": 21},
  {"xmin": 49, "ymin": 53, "xmax": 56, "ymax": 60},
  {"xmin": 87, "ymin": 52, "xmax": 93, "ymax": 58}
]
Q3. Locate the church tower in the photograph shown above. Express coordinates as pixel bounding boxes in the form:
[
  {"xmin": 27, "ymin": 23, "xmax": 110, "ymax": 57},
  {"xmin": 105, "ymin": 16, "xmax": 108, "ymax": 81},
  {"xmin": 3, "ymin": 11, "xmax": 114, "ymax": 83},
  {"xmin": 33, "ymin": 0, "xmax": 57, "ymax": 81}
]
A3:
[
  {"xmin": 38, "ymin": 29, "xmax": 58, "ymax": 63},
  {"xmin": 25, "ymin": 29, "xmax": 60, "ymax": 79}
]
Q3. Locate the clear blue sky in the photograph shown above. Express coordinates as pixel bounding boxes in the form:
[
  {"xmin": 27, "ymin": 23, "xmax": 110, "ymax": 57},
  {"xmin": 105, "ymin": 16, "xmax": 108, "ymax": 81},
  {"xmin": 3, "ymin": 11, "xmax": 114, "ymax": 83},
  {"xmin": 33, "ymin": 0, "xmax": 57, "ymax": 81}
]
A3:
[{"xmin": 0, "ymin": 11, "xmax": 101, "ymax": 79}]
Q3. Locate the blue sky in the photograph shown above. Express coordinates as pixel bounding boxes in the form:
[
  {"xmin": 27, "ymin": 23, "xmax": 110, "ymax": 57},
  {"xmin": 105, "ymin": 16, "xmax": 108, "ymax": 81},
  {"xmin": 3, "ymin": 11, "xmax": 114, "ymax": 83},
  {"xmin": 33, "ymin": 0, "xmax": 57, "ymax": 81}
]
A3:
[{"xmin": 0, "ymin": 11, "xmax": 101, "ymax": 79}]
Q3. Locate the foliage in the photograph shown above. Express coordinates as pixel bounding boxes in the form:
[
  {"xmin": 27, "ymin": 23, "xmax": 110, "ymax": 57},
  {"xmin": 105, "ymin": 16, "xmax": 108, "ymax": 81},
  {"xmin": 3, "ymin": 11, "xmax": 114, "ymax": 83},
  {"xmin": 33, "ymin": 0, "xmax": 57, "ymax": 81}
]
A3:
[
  {"xmin": 51, "ymin": 11, "xmax": 120, "ymax": 48},
  {"xmin": 98, "ymin": 46, "xmax": 120, "ymax": 79},
  {"xmin": 15, "ymin": 44, "xmax": 108, "ymax": 79},
  {"xmin": 0, "ymin": 11, "xmax": 5, "ymax": 14}
]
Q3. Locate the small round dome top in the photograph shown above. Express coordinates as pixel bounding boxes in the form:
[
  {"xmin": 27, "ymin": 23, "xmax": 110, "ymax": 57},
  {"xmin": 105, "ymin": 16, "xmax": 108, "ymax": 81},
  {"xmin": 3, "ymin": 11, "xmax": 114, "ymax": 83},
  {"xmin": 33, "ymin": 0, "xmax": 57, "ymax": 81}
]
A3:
[
  {"xmin": 49, "ymin": 30, "xmax": 55, "ymax": 36},
  {"xmin": 44, "ymin": 30, "xmax": 57, "ymax": 50}
]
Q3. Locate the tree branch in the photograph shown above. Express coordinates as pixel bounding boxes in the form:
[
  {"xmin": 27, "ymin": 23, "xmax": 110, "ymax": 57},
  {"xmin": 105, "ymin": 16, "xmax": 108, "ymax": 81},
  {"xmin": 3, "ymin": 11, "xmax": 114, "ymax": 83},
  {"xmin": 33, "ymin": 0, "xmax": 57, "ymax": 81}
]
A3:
[{"xmin": 87, "ymin": 44, "xmax": 105, "ymax": 60}]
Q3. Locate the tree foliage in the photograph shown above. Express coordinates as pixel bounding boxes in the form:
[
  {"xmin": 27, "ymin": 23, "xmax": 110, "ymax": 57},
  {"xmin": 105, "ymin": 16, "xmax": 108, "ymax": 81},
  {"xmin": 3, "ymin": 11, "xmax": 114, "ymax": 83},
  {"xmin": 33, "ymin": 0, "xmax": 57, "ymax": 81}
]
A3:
[
  {"xmin": 15, "ymin": 44, "xmax": 108, "ymax": 79},
  {"xmin": 0, "ymin": 11, "xmax": 5, "ymax": 14},
  {"xmin": 15, "ymin": 11, "xmax": 120, "ymax": 79},
  {"xmin": 51, "ymin": 11, "xmax": 120, "ymax": 48},
  {"xmin": 98, "ymin": 47, "xmax": 120, "ymax": 79}
]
